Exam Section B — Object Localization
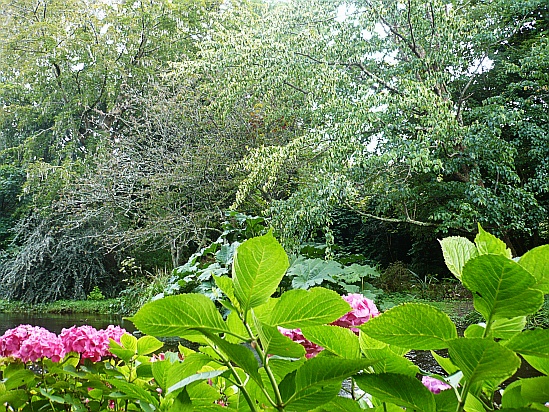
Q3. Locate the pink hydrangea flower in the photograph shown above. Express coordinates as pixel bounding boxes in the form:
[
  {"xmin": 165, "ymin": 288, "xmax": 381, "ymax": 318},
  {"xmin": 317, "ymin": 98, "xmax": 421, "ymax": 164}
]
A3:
[
  {"xmin": 331, "ymin": 293, "xmax": 379, "ymax": 332},
  {"xmin": 0, "ymin": 325, "xmax": 65, "ymax": 362},
  {"xmin": 422, "ymin": 376, "xmax": 451, "ymax": 394},
  {"xmin": 60, "ymin": 325, "xmax": 126, "ymax": 362},
  {"xmin": 278, "ymin": 327, "xmax": 323, "ymax": 358}
]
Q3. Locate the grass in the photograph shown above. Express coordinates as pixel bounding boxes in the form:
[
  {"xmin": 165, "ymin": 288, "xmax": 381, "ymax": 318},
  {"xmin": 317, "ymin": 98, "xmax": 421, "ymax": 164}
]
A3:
[{"xmin": 0, "ymin": 298, "xmax": 121, "ymax": 315}]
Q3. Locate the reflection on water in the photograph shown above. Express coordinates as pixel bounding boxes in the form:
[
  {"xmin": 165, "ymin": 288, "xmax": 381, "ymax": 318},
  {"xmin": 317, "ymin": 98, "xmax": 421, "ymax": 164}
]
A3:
[{"xmin": 0, "ymin": 312, "xmax": 136, "ymax": 335}]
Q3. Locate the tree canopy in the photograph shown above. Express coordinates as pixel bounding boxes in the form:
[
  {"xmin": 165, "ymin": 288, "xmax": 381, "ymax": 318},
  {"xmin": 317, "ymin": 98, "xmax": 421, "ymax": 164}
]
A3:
[{"xmin": 0, "ymin": 0, "xmax": 547, "ymax": 301}]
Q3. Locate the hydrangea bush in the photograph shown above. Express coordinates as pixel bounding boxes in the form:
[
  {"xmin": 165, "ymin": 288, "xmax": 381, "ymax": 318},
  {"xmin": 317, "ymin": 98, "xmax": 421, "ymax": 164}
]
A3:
[{"xmin": 0, "ymin": 226, "xmax": 548, "ymax": 411}]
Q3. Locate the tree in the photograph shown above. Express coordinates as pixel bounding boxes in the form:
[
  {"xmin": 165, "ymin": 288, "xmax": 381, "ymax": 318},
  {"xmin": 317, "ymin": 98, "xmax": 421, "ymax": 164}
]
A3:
[{"xmin": 220, "ymin": 0, "xmax": 549, "ymax": 254}]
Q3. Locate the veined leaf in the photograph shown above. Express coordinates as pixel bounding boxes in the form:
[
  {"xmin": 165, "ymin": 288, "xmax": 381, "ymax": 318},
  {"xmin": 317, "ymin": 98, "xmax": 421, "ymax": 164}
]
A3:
[
  {"xmin": 301, "ymin": 325, "xmax": 360, "ymax": 359},
  {"xmin": 283, "ymin": 357, "xmax": 375, "ymax": 411},
  {"xmin": 474, "ymin": 224, "xmax": 512, "ymax": 258},
  {"xmin": 108, "ymin": 379, "xmax": 159, "ymax": 407},
  {"xmin": 523, "ymin": 355, "xmax": 549, "ymax": 375},
  {"xmin": 520, "ymin": 376, "xmax": 549, "ymax": 403},
  {"xmin": 504, "ymin": 329, "xmax": 549, "ymax": 357},
  {"xmin": 355, "ymin": 373, "xmax": 436, "ymax": 412},
  {"xmin": 287, "ymin": 257, "xmax": 341, "ymax": 289},
  {"xmin": 213, "ymin": 275, "xmax": 241, "ymax": 312},
  {"xmin": 267, "ymin": 288, "xmax": 351, "ymax": 328},
  {"xmin": 136, "ymin": 336, "xmax": 163, "ymax": 356},
  {"xmin": 448, "ymin": 338, "xmax": 520, "ymax": 386},
  {"xmin": 439, "ymin": 236, "xmax": 478, "ymax": 279},
  {"xmin": 462, "ymin": 255, "xmax": 544, "ymax": 320},
  {"xmin": 254, "ymin": 319, "xmax": 305, "ymax": 358},
  {"xmin": 360, "ymin": 303, "xmax": 458, "ymax": 350},
  {"xmin": 518, "ymin": 244, "xmax": 549, "ymax": 293},
  {"xmin": 128, "ymin": 294, "xmax": 228, "ymax": 337},
  {"xmin": 233, "ymin": 231, "xmax": 289, "ymax": 311}
]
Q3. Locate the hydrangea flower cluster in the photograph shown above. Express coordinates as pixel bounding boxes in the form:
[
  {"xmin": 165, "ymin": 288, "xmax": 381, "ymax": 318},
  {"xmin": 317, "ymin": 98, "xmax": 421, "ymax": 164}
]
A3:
[
  {"xmin": 60, "ymin": 325, "xmax": 126, "ymax": 362},
  {"xmin": 331, "ymin": 293, "xmax": 380, "ymax": 332},
  {"xmin": 0, "ymin": 325, "xmax": 65, "ymax": 363},
  {"xmin": 0, "ymin": 324, "xmax": 126, "ymax": 363},
  {"xmin": 279, "ymin": 293, "xmax": 379, "ymax": 358},
  {"xmin": 277, "ymin": 327, "xmax": 324, "ymax": 358},
  {"xmin": 421, "ymin": 376, "xmax": 451, "ymax": 394}
]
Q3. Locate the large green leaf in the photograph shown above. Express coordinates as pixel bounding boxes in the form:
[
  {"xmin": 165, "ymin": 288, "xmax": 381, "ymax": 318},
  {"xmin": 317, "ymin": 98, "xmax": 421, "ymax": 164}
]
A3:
[
  {"xmin": 128, "ymin": 294, "xmax": 228, "ymax": 337},
  {"xmin": 282, "ymin": 357, "xmax": 375, "ymax": 411},
  {"xmin": 165, "ymin": 353, "xmax": 219, "ymax": 393},
  {"xmin": 311, "ymin": 396, "xmax": 364, "ymax": 412},
  {"xmin": 359, "ymin": 334, "xmax": 418, "ymax": 376},
  {"xmin": 518, "ymin": 244, "xmax": 549, "ymax": 293},
  {"xmin": 523, "ymin": 355, "xmax": 549, "ymax": 375},
  {"xmin": 108, "ymin": 379, "xmax": 159, "ymax": 407},
  {"xmin": 354, "ymin": 373, "xmax": 436, "ymax": 412},
  {"xmin": 447, "ymin": 338, "xmax": 520, "ymax": 386},
  {"xmin": 301, "ymin": 325, "xmax": 360, "ymax": 359},
  {"xmin": 202, "ymin": 333, "xmax": 264, "ymax": 388},
  {"xmin": 233, "ymin": 231, "xmax": 289, "ymax": 311},
  {"xmin": 520, "ymin": 376, "xmax": 549, "ymax": 403},
  {"xmin": 439, "ymin": 236, "xmax": 478, "ymax": 279},
  {"xmin": 504, "ymin": 329, "xmax": 549, "ymax": 357},
  {"xmin": 267, "ymin": 288, "xmax": 351, "ymax": 328},
  {"xmin": 137, "ymin": 336, "xmax": 164, "ymax": 356},
  {"xmin": 287, "ymin": 257, "xmax": 341, "ymax": 289},
  {"xmin": 462, "ymin": 255, "xmax": 544, "ymax": 320},
  {"xmin": 474, "ymin": 224, "xmax": 512, "ymax": 258},
  {"xmin": 360, "ymin": 303, "xmax": 457, "ymax": 350},
  {"xmin": 254, "ymin": 319, "xmax": 305, "ymax": 359}
]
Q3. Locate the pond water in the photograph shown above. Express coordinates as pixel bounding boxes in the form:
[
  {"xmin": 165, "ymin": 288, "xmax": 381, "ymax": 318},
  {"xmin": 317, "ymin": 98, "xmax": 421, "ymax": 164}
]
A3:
[{"xmin": 0, "ymin": 312, "xmax": 136, "ymax": 335}]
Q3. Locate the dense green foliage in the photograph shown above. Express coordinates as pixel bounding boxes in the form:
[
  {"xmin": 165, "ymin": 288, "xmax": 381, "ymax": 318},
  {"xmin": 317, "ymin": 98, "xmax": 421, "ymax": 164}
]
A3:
[{"xmin": 1, "ymin": 0, "xmax": 548, "ymax": 300}]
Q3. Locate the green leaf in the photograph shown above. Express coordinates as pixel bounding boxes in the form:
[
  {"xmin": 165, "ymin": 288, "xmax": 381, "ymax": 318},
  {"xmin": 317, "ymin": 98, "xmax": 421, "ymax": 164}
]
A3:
[
  {"xmin": 267, "ymin": 288, "xmax": 351, "ymax": 328},
  {"xmin": 129, "ymin": 294, "xmax": 228, "ymax": 337},
  {"xmin": 165, "ymin": 353, "xmax": 218, "ymax": 391},
  {"xmin": 354, "ymin": 373, "xmax": 436, "ymax": 412},
  {"xmin": 431, "ymin": 351, "xmax": 459, "ymax": 375},
  {"xmin": 439, "ymin": 236, "xmax": 478, "ymax": 279},
  {"xmin": 287, "ymin": 257, "xmax": 341, "ymax": 289},
  {"xmin": 38, "ymin": 388, "xmax": 65, "ymax": 404},
  {"xmin": 202, "ymin": 333, "xmax": 264, "ymax": 388},
  {"xmin": 254, "ymin": 319, "xmax": 305, "ymax": 358},
  {"xmin": 520, "ymin": 376, "xmax": 549, "ymax": 403},
  {"xmin": 152, "ymin": 360, "xmax": 172, "ymax": 393},
  {"xmin": 3, "ymin": 370, "xmax": 35, "ymax": 390},
  {"xmin": 433, "ymin": 388, "xmax": 459, "ymax": 412},
  {"xmin": 504, "ymin": 329, "xmax": 549, "ymax": 357},
  {"xmin": 108, "ymin": 379, "xmax": 159, "ymax": 407},
  {"xmin": 523, "ymin": 355, "xmax": 549, "ymax": 375},
  {"xmin": 311, "ymin": 396, "xmax": 365, "ymax": 412},
  {"xmin": 491, "ymin": 317, "xmax": 527, "ymax": 339},
  {"xmin": 121, "ymin": 333, "xmax": 138, "ymax": 352},
  {"xmin": 168, "ymin": 370, "xmax": 226, "ymax": 394},
  {"xmin": 137, "ymin": 336, "xmax": 164, "ymax": 356},
  {"xmin": 0, "ymin": 390, "xmax": 28, "ymax": 409},
  {"xmin": 462, "ymin": 255, "xmax": 544, "ymax": 320},
  {"xmin": 213, "ymin": 275, "xmax": 241, "ymax": 312},
  {"xmin": 283, "ymin": 358, "xmax": 375, "ymax": 411},
  {"xmin": 233, "ymin": 231, "xmax": 289, "ymax": 311},
  {"xmin": 447, "ymin": 338, "xmax": 520, "ymax": 386},
  {"xmin": 360, "ymin": 303, "xmax": 458, "ymax": 350},
  {"xmin": 301, "ymin": 325, "xmax": 360, "ymax": 359},
  {"xmin": 474, "ymin": 224, "xmax": 512, "ymax": 258},
  {"xmin": 518, "ymin": 244, "xmax": 549, "ymax": 293}
]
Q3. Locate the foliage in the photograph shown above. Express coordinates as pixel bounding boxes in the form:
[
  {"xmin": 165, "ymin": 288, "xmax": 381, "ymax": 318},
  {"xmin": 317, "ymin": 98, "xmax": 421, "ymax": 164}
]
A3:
[
  {"xmin": 0, "ymin": 214, "xmax": 118, "ymax": 303},
  {"xmin": 0, "ymin": 225, "xmax": 548, "ymax": 411},
  {"xmin": 215, "ymin": 0, "xmax": 549, "ymax": 253},
  {"xmin": 87, "ymin": 286, "xmax": 105, "ymax": 302}
]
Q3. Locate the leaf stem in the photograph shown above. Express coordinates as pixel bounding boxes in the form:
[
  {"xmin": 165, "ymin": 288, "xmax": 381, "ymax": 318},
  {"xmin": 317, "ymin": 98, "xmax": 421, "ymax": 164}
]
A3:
[
  {"xmin": 245, "ymin": 313, "xmax": 286, "ymax": 410},
  {"xmin": 209, "ymin": 342, "xmax": 259, "ymax": 412}
]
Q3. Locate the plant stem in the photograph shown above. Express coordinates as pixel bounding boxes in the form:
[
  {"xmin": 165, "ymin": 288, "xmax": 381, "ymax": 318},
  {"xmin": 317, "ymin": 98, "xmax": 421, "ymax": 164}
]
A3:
[
  {"xmin": 209, "ymin": 342, "xmax": 259, "ymax": 412},
  {"xmin": 244, "ymin": 314, "xmax": 286, "ymax": 411},
  {"xmin": 456, "ymin": 380, "xmax": 471, "ymax": 412}
]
